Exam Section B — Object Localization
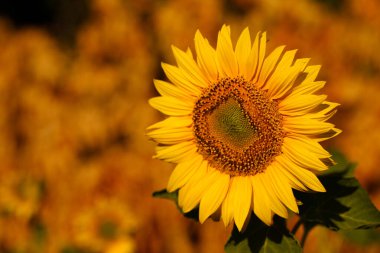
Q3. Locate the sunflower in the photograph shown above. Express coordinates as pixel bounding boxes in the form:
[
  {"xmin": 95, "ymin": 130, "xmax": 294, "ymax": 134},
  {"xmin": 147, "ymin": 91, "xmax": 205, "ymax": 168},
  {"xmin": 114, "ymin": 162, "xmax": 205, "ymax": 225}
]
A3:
[{"xmin": 147, "ymin": 25, "xmax": 340, "ymax": 231}]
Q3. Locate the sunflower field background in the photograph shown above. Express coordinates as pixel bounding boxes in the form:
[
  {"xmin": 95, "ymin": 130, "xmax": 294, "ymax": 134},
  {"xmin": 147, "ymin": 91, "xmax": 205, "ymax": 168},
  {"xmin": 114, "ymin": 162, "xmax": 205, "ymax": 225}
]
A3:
[{"xmin": 0, "ymin": 0, "xmax": 379, "ymax": 252}]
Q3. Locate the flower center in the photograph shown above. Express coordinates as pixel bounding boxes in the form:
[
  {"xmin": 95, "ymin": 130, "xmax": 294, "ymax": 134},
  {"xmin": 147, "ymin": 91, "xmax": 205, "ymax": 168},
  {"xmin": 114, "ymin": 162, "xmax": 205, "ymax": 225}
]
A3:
[
  {"xmin": 208, "ymin": 98, "xmax": 258, "ymax": 150},
  {"xmin": 192, "ymin": 77, "xmax": 284, "ymax": 176}
]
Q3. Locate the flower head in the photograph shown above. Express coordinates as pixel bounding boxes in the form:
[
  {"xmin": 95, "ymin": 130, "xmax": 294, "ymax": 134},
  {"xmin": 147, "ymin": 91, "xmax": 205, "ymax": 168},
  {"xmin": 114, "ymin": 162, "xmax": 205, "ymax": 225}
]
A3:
[{"xmin": 148, "ymin": 25, "xmax": 340, "ymax": 231}]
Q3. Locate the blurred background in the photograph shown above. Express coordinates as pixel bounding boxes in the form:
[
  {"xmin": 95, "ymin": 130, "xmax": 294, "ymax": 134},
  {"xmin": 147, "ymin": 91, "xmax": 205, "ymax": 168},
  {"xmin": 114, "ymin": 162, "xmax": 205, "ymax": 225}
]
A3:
[{"xmin": 0, "ymin": 0, "xmax": 379, "ymax": 252}]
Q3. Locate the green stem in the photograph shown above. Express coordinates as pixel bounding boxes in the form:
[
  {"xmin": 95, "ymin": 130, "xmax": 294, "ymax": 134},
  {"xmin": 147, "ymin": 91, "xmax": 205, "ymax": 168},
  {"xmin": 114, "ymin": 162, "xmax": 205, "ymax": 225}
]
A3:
[
  {"xmin": 300, "ymin": 224, "xmax": 313, "ymax": 248},
  {"xmin": 291, "ymin": 219, "xmax": 302, "ymax": 234}
]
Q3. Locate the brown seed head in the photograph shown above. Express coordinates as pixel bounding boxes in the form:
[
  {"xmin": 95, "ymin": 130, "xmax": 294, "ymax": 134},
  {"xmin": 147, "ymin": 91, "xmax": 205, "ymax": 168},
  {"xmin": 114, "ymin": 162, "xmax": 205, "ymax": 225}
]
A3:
[{"xmin": 192, "ymin": 77, "xmax": 284, "ymax": 176}]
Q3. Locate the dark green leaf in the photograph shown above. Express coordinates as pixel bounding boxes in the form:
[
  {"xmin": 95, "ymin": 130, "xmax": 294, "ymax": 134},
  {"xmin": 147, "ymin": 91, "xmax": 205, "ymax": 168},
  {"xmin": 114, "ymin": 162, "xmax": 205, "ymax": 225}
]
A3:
[
  {"xmin": 152, "ymin": 189, "xmax": 178, "ymax": 201},
  {"xmin": 225, "ymin": 215, "xmax": 302, "ymax": 253},
  {"xmin": 296, "ymin": 175, "xmax": 380, "ymax": 231},
  {"xmin": 296, "ymin": 151, "xmax": 380, "ymax": 231},
  {"xmin": 153, "ymin": 189, "xmax": 199, "ymax": 220}
]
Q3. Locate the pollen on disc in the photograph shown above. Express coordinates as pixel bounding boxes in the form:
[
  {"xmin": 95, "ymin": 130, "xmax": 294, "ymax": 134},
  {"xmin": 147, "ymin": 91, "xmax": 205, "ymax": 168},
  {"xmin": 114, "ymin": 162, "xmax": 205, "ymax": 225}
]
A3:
[{"xmin": 193, "ymin": 77, "xmax": 284, "ymax": 176}]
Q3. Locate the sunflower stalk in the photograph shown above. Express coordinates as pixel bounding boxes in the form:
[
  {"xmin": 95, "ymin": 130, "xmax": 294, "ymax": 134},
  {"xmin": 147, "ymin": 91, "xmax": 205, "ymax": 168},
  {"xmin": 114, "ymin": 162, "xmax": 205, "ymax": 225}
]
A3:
[
  {"xmin": 300, "ymin": 223, "xmax": 313, "ymax": 248},
  {"xmin": 290, "ymin": 218, "xmax": 303, "ymax": 234}
]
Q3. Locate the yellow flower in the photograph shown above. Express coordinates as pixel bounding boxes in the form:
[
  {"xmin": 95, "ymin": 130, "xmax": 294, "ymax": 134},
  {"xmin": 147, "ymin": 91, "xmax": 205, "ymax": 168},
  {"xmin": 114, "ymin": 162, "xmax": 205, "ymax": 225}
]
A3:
[{"xmin": 148, "ymin": 25, "xmax": 340, "ymax": 231}]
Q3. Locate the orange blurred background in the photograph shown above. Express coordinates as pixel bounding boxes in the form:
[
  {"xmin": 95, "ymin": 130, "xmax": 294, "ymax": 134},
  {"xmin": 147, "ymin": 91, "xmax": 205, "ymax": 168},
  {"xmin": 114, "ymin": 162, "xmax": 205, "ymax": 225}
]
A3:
[{"xmin": 0, "ymin": 0, "xmax": 379, "ymax": 252}]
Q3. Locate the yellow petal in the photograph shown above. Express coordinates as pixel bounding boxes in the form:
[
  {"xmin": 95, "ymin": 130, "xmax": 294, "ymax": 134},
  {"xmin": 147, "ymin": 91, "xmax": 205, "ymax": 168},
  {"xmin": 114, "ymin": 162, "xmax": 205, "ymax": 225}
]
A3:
[
  {"xmin": 178, "ymin": 160, "xmax": 208, "ymax": 207},
  {"xmin": 264, "ymin": 49, "xmax": 297, "ymax": 92},
  {"xmin": 251, "ymin": 175, "xmax": 273, "ymax": 225},
  {"xmin": 172, "ymin": 46, "xmax": 209, "ymax": 88},
  {"xmin": 303, "ymin": 65, "xmax": 322, "ymax": 83},
  {"xmin": 276, "ymin": 155, "xmax": 326, "ymax": 192},
  {"xmin": 280, "ymin": 94, "xmax": 327, "ymax": 116},
  {"xmin": 235, "ymin": 27, "xmax": 252, "ymax": 78},
  {"xmin": 147, "ymin": 116, "xmax": 192, "ymax": 130},
  {"xmin": 252, "ymin": 32, "xmax": 267, "ymax": 83},
  {"xmin": 286, "ymin": 135, "xmax": 331, "ymax": 158},
  {"xmin": 221, "ymin": 177, "xmax": 235, "ymax": 227},
  {"xmin": 167, "ymin": 154, "xmax": 203, "ymax": 192},
  {"xmin": 244, "ymin": 31, "xmax": 261, "ymax": 80},
  {"xmin": 267, "ymin": 57, "xmax": 310, "ymax": 100},
  {"xmin": 307, "ymin": 107, "xmax": 338, "ymax": 122},
  {"xmin": 162, "ymin": 63, "xmax": 202, "ymax": 96},
  {"xmin": 256, "ymin": 45, "xmax": 285, "ymax": 88},
  {"xmin": 292, "ymin": 81, "xmax": 325, "ymax": 97},
  {"xmin": 149, "ymin": 96, "xmax": 193, "ymax": 116},
  {"xmin": 312, "ymin": 102, "xmax": 340, "ymax": 118},
  {"xmin": 274, "ymin": 159, "xmax": 308, "ymax": 191},
  {"xmin": 283, "ymin": 116, "xmax": 335, "ymax": 135},
  {"xmin": 266, "ymin": 163, "xmax": 298, "ymax": 213},
  {"xmin": 194, "ymin": 30, "xmax": 218, "ymax": 82},
  {"xmin": 310, "ymin": 113, "xmax": 336, "ymax": 123},
  {"xmin": 282, "ymin": 137, "xmax": 329, "ymax": 171},
  {"xmin": 232, "ymin": 176, "xmax": 252, "ymax": 231},
  {"xmin": 258, "ymin": 172, "xmax": 288, "ymax": 218},
  {"xmin": 312, "ymin": 127, "xmax": 342, "ymax": 142},
  {"xmin": 291, "ymin": 65, "xmax": 324, "ymax": 95},
  {"xmin": 154, "ymin": 79, "xmax": 196, "ymax": 101},
  {"xmin": 186, "ymin": 47, "xmax": 193, "ymax": 58},
  {"xmin": 147, "ymin": 125, "xmax": 193, "ymax": 145},
  {"xmin": 154, "ymin": 141, "xmax": 196, "ymax": 163},
  {"xmin": 199, "ymin": 171, "xmax": 230, "ymax": 223},
  {"xmin": 216, "ymin": 25, "xmax": 238, "ymax": 77},
  {"xmin": 180, "ymin": 166, "xmax": 220, "ymax": 213}
]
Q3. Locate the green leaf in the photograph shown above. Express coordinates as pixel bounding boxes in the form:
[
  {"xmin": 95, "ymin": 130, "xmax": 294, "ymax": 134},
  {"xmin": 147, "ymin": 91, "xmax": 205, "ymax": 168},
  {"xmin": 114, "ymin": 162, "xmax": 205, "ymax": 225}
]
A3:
[
  {"xmin": 225, "ymin": 216, "xmax": 302, "ymax": 253},
  {"xmin": 295, "ymin": 151, "xmax": 380, "ymax": 231},
  {"xmin": 153, "ymin": 189, "xmax": 199, "ymax": 220},
  {"xmin": 340, "ymin": 229, "xmax": 380, "ymax": 245},
  {"xmin": 152, "ymin": 189, "xmax": 178, "ymax": 201}
]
